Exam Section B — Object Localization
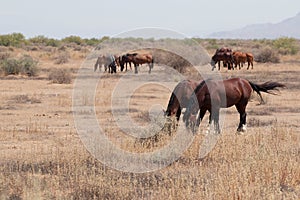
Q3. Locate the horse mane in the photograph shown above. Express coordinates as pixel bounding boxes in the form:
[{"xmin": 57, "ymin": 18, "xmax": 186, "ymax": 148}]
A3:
[{"xmin": 194, "ymin": 79, "xmax": 209, "ymax": 94}]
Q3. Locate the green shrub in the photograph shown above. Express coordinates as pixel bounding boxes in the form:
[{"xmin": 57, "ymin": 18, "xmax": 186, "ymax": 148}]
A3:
[
  {"xmin": 0, "ymin": 55, "xmax": 38, "ymax": 76},
  {"xmin": 272, "ymin": 37, "xmax": 299, "ymax": 55},
  {"xmin": 255, "ymin": 47, "xmax": 280, "ymax": 63},
  {"xmin": 62, "ymin": 36, "xmax": 83, "ymax": 45},
  {"xmin": 0, "ymin": 33, "xmax": 25, "ymax": 47},
  {"xmin": 19, "ymin": 55, "xmax": 39, "ymax": 76},
  {"xmin": 29, "ymin": 35, "xmax": 60, "ymax": 47},
  {"xmin": 48, "ymin": 68, "xmax": 72, "ymax": 84}
]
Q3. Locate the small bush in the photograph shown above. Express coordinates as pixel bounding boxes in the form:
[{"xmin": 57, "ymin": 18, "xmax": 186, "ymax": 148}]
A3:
[
  {"xmin": 54, "ymin": 52, "xmax": 70, "ymax": 64},
  {"xmin": 255, "ymin": 48, "xmax": 280, "ymax": 63},
  {"xmin": 48, "ymin": 68, "xmax": 72, "ymax": 84},
  {"xmin": 19, "ymin": 55, "xmax": 39, "ymax": 76},
  {"xmin": 0, "ymin": 52, "xmax": 10, "ymax": 60},
  {"xmin": 0, "ymin": 55, "xmax": 38, "ymax": 76}
]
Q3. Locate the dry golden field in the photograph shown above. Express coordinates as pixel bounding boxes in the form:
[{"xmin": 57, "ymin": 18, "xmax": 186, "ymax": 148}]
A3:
[{"xmin": 0, "ymin": 41, "xmax": 299, "ymax": 199}]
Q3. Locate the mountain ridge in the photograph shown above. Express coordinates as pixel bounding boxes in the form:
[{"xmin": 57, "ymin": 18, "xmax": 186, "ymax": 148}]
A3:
[{"xmin": 208, "ymin": 12, "xmax": 300, "ymax": 39}]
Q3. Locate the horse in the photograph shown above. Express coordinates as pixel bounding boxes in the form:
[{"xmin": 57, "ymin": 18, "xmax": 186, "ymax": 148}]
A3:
[
  {"xmin": 246, "ymin": 53, "xmax": 254, "ymax": 69},
  {"xmin": 119, "ymin": 53, "xmax": 136, "ymax": 72},
  {"xmin": 183, "ymin": 78, "xmax": 285, "ymax": 134},
  {"xmin": 121, "ymin": 53, "xmax": 154, "ymax": 74},
  {"xmin": 211, "ymin": 50, "xmax": 234, "ymax": 71},
  {"xmin": 233, "ymin": 51, "xmax": 254, "ymax": 70},
  {"xmin": 164, "ymin": 79, "xmax": 202, "ymax": 122},
  {"xmin": 94, "ymin": 54, "xmax": 117, "ymax": 73},
  {"xmin": 232, "ymin": 51, "xmax": 247, "ymax": 69}
]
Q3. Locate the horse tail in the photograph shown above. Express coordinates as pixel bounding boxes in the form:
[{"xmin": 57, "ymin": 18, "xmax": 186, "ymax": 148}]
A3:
[{"xmin": 248, "ymin": 81, "xmax": 286, "ymax": 103}]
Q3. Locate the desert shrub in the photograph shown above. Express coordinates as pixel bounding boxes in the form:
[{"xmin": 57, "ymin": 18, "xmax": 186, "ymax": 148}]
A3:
[
  {"xmin": 29, "ymin": 35, "xmax": 60, "ymax": 47},
  {"xmin": 255, "ymin": 47, "xmax": 280, "ymax": 63},
  {"xmin": 84, "ymin": 38, "xmax": 101, "ymax": 46},
  {"xmin": 0, "ymin": 55, "xmax": 38, "ymax": 76},
  {"xmin": 0, "ymin": 52, "xmax": 10, "ymax": 60},
  {"xmin": 48, "ymin": 68, "xmax": 72, "ymax": 84},
  {"xmin": 19, "ymin": 55, "xmax": 39, "ymax": 76},
  {"xmin": 62, "ymin": 36, "xmax": 83, "ymax": 45},
  {"xmin": 0, "ymin": 33, "xmax": 25, "ymax": 47},
  {"xmin": 54, "ymin": 52, "xmax": 70, "ymax": 64},
  {"xmin": 272, "ymin": 37, "xmax": 299, "ymax": 55}
]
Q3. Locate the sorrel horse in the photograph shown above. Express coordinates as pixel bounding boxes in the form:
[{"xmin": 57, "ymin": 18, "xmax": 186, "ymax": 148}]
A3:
[
  {"xmin": 164, "ymin": 79, "xmax": 202, "ymax": 122},
  {"xmin": 183, "ymin": 78, "xmax": 285, "ymax": 134},
  {"xmin": 232, "ymin": 51, "xmax": 254, "ymax": 70}
]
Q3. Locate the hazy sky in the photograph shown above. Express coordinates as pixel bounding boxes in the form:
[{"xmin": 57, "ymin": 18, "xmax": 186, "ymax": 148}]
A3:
[{"xmin": 1, "ymin": 0, "xmax": 299, "ymax": 39}]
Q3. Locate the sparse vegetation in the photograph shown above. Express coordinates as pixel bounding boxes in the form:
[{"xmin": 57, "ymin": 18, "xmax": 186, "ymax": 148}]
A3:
[
  {"xmin": 255, "ymin": 47, "xmax": 280, "ymax": 63},
  {"xmin": 0, "ymin": 35, "xmax": 299, "ymax": 199},
  {"xmin": 272, "ymin": 37, "xmax": 299, "ymax": 55},
  {"xmin": 0, "ymin": 55, "xmax": 38, "ymax": 76},
  {"xmin": 48, "ymin": 68, "xmax": 72, "ymax": 84},
  {"xmin": 54, "ymin": 52, "xmax": 70, "ymax": 64}
]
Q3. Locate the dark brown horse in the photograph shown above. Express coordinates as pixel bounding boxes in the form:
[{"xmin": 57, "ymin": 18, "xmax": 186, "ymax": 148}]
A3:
[
  {"xmin": 211, "ymin": 50, "xmax": 234, "ymax": 71},
  {"xmin": 119, "ymin": 53, "xmax": 137, "ymax": 72},
  {"xmin": 121, "ymin": 53, "xmax": 154, "ymax": 74},
  {"xmin": 183, "ymin": 78, "xmax": 285, "ymax": 134},
  {"xmin": 164, "ymin": 79, "xmax": 202, "ymax": 122}
]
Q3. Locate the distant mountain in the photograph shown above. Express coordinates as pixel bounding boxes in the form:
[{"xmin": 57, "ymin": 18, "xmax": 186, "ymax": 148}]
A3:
[{"xmin": 208, "ymin": 12, "xmax": 300, "ymax": 39}]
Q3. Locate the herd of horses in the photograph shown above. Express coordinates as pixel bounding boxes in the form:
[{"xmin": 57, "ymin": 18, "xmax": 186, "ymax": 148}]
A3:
[
  {"xmin": 210, "ymin": 47, "xmax": 254, "ymax": 71},
  {"xmin": 94, "ymin": 47, "xmax": 253, "ymax": 74},
  {"xmin": 165, "ymin": 78, "xmax": 285, "ymax": 134},
  {"xmin": 94, "ymin": 53, "xmax": 154, "ymax": 74}
]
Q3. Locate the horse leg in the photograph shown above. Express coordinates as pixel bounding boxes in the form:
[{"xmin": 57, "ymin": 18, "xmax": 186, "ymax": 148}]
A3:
[
  {"xmin": 148, "ymin": 63, "xmax": 151, "ymax": 74},
  {"xmin": 235, "ymin": 103, "xmax": 247, "ymax": 132},
  {"xmin": 176, "ymin": 108, "xmax": 181, "ymax": 122},
  {"xmin": 134, "ymin": 63, "xmax": 138, "ymax": 74},
  {"xmin": 211, "ymin": 106, "xmax": 220, "ymax": 134},
  {"xmin": 196, "ymin": 108, "xmax": 207, "ymax": 127}
]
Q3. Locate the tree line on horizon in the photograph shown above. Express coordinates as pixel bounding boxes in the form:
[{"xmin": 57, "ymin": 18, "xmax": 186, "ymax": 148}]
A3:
[{"xmin": 0, "ymin": 32, "xmax": 299, "ymax": 56}]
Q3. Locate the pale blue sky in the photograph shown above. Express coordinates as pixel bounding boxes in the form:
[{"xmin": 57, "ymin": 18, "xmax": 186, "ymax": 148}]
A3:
[{"xmin": 0, "ymin": 0, "xmax": 299, "ymax": 38}]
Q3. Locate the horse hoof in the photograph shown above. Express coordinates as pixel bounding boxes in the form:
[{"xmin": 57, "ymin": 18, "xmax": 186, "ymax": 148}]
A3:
[{"xmin": 237, "ymin": 125, "xmax": 247, "ymax": 133}]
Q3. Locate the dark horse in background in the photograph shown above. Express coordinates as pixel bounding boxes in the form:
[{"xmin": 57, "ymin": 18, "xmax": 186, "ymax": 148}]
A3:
[
  {"xmin": 119, "ymin": 53, "xmax": 136, "ymax": 72},
  {"xmin": 164, "ymin": 79, "xmax": 202, "ymax": 122},
  {"xmin": 183, "ymin": 78, "xmax": 285, "ymax": 134},
  {"xmin": 120, "ymin": 53, "xmax": 154, "ymax": 74},
  {"xmin": 211, "ymin": 47, "xmax": 234, "ymax": 71},
  {"xmin": 94, "ymin": 54, "xmax": 117, "ymax": 73}
]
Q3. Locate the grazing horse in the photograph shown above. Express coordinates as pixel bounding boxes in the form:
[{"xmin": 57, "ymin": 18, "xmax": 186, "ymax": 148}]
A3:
[
  {"xmin": 211, "ymin": 51, "xmax": 234, "ymax": 71},
  {"xmin": 94, "ymin": 54, "xmax": 117, "ymax": 73},
  {"xmin": 233, "ymin": 51, "xmax": 247, "ymax": 69},
  {"xmin": 183, "ymin": 78, "xmax": 285, "ymax": 134},
  {"xmin": 132, "ymin": 53, "xmax": 154, "ymax": 74},
  {"xmin": 164, "ymin": 80, "xmax": 202, "ymax": 122},
  {"xmin": 119, "ymin": 53, "xmax": 137, "ymax": 72}
]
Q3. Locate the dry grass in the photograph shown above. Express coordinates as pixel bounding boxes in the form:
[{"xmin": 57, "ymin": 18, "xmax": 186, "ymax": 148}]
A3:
[{"xmin": 0, "ymin": 40, "xmax": 299, "ymax": 199}]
